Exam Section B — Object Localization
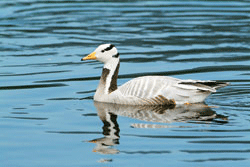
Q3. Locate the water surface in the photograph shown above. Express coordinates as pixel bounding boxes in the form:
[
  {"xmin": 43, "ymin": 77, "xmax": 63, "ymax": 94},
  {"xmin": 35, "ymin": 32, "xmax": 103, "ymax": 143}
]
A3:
[{"xmin": 1, "ymin": 0, "xmax": 250, "ymax": 166}]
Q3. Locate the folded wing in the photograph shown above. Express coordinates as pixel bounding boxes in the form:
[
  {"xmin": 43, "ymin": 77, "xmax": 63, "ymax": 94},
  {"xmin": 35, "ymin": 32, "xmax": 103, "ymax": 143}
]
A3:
[{"xmin": 117, "ymin": 76, "xmax": 228, "ymax": 105}]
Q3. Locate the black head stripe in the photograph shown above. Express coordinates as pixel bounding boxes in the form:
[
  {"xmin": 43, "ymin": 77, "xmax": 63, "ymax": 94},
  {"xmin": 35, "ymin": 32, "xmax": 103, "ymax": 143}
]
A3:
[
  {"xmin": 101, "ymin": 44, "xmax": 115, "ymax": 53},
  {"xmin": 112, "ymin": 53, "xmax": 119, "ymax": 58}
]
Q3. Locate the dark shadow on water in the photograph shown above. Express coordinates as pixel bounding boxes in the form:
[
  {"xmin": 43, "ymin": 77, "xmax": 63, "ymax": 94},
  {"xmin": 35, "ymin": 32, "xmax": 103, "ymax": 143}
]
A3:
[
  {"xmin": 0, "ymin": 83, "xmax": 67, "ymax": 90},
  {"xmin": 86, "ymin": 102, "xmax": 228, "ymax": 155},
  {"xmin": 3, "ymin": 116, "xmax": 48, "ymax": 120},
  {"xmin": 184, "ymin": 157, "xmax": 246, "ymax": 163}
]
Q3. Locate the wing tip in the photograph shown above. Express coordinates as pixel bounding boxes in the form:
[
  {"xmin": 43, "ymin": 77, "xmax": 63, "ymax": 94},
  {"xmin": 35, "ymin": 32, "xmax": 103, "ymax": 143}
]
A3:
[{"xmin": 213, "ymin": 81, "xmax": 230, "ymax": 89}]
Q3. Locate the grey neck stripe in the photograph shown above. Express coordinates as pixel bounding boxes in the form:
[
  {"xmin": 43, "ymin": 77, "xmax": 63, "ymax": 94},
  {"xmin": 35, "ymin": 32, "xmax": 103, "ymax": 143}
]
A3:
[
  {"xmin": 108, "ymin": 62, "xmax": 119, "ymax": 93},
  {"xmin": 101, "ymin": 68, "xmax": 110, "ymax": 84}
]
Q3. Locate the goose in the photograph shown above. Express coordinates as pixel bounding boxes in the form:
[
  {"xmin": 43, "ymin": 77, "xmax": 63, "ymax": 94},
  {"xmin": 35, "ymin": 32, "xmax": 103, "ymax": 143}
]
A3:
[{"xmin": 81, "ymin": 44, "xmax": 229, "ymax": 106}]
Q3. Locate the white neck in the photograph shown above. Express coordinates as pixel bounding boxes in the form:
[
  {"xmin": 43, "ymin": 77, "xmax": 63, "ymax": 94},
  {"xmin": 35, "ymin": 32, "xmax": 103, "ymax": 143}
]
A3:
[{"xmin": 96, "ymin": 58, "xmax": 120, "ymax": 96}]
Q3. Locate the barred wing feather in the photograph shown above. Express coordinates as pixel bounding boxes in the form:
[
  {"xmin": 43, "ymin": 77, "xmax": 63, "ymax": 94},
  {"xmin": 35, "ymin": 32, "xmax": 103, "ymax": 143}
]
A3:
[{"xmin": 117, "ymin": 76, "xmax": 227, "ymax": 105}]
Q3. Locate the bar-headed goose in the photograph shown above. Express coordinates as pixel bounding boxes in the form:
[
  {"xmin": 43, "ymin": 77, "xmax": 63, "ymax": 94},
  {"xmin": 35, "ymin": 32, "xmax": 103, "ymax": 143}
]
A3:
[{"xmin": 81, "ymin": 44, "xmax": 228, "ymax": 106}]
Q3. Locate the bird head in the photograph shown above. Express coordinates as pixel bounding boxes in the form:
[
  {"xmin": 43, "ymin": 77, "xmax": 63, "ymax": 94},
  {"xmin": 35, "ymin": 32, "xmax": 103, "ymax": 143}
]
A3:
[{"xmin": 81, "ymin": 44, "xmax": 119, "ymax": 63}]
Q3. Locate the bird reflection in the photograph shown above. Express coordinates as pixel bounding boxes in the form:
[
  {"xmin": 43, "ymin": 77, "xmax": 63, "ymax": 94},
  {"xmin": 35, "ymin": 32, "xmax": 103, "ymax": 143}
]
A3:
[
  {"xmin": 87, "ymin": 110, "xmax": 120, "ymax": 154},
  {"xmin": 87, "ymin": 102, "xmax": 227, "ymax": 154}
]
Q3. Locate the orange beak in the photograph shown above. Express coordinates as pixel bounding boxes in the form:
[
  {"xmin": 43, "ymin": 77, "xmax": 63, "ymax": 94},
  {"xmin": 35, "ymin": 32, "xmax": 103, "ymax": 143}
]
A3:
[{"xmin": 81, "ymin": 52, "xmax": 97, "ymax": 61}]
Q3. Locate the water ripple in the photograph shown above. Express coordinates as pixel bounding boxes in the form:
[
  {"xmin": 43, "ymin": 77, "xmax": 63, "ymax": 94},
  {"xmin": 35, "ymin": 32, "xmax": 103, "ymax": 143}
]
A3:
[{"xmin": 0, "ymin": 83, "xmax": 67, "ymax": 90}]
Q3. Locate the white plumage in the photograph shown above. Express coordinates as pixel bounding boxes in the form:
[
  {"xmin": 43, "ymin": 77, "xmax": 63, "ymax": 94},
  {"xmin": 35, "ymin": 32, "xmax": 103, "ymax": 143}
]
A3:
[{"xmin": 81, "ymin": 44, "xmax": 229, "ymax": 106}]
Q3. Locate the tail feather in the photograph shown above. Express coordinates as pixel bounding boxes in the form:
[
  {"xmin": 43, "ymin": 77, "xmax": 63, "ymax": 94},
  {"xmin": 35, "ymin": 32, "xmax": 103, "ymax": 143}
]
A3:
[
  {"xmin": 179, "ymin": 80, "xmax": 229, "ymax": 92},
  {"xmin": 196, "ymin": 81, "xmax": 229, "ymax": 90}
]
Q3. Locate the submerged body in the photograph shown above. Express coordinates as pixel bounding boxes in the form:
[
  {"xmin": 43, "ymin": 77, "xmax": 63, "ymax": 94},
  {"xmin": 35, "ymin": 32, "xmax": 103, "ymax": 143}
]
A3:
[{"xmin": 82, "ymin": 44, "xmax": 229, "ymax": 106}]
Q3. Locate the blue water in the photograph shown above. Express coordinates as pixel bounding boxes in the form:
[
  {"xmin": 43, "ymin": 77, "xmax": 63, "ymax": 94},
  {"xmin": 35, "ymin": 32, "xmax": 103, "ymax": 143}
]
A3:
[{"xmin": 1, "ymin": 0, "xmax": 250, "ymax": 166}]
